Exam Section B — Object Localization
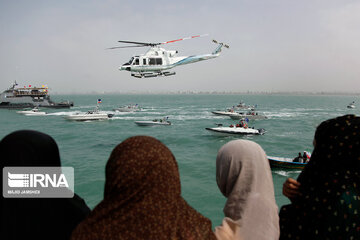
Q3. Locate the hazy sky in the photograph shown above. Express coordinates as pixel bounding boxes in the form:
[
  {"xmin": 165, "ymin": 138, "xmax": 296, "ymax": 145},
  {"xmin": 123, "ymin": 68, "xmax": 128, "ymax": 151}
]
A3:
[{"xmin": 1, "ymin": 0, "xmax": 359, "ymax": 93}]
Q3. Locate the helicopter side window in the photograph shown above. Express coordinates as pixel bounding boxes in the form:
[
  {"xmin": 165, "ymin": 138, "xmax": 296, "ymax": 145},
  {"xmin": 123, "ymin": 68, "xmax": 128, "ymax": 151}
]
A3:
[
  {"xmin": 143, "ymin": 59, "xmax": 147, "ymax": 65},
  {"xmin": 156, "ymin": 58, "xmax": 162, "ymax": 65},
  {"xmin": 149, "ymin": 58, "xmax": 156, "ymax": 65}
]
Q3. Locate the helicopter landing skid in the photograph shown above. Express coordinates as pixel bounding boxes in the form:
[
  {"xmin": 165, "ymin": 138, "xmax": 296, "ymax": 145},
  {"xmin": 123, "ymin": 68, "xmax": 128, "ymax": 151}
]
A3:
[{"xmin": 131, "ymin": 71, "xmax": 176, "ymax": 78}]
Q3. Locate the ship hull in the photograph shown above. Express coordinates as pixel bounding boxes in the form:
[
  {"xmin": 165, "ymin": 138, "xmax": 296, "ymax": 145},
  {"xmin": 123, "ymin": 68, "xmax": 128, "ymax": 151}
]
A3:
[{"xmin": 0, "ymin": 103, "xmax": 73, "ymax": 109}]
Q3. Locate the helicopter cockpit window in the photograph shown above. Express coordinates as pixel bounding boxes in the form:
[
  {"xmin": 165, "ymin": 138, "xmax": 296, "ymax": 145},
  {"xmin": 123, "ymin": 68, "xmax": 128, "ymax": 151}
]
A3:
[
  {"xmin": 123, "ymin": 57, "xmax": 133, "ymax": 66},
  {"xmin": 134, "ymin": 58, "xmax": 139, "ymax": 65},
  {"xmin": 128, "ymin": 57, "xmax": 134, "ymax": 64}
]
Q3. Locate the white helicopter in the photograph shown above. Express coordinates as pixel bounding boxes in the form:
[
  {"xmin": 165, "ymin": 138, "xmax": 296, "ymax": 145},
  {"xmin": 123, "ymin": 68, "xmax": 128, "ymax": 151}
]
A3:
[{"xmin": 108, "ymin": 34, "xmax": 229, "ymax": 78}]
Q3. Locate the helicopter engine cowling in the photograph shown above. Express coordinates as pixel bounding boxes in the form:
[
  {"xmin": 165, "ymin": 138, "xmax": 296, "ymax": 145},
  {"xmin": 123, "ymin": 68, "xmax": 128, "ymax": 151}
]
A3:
[{"xmin": 168, "ymin": 50, "xmax": 178, "ymax": 57}]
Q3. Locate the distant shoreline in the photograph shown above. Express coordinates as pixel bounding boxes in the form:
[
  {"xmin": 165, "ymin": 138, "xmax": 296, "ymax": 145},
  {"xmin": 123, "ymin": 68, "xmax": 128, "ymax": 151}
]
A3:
[{"xmin": 52, "ymin": 91, "xmax": 360, "ymax": 96}]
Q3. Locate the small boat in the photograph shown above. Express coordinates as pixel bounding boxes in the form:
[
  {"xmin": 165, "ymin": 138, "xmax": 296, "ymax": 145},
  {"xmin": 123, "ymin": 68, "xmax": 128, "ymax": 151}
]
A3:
[
  {"xmin": 206, "ymin": 124, "xmax": 265, "ymax": 135},
  {"xmin": 267, "ymin": 156, "xmax": 307, "ymax": 170},
  {"xmin": 135, "ymin": 117, "xmax": 171, "ymax": 126},
  {"xmin": 211, "ymin": 109, "xmax": 237, "ymax": 116},
  {"xmin": 347, "ymin": 101, "xmax": 355, "ymax": 109},
  {"xmin": 64, "ymin": 102, "xmax": 113, "ymax": 121},
  {"xmin": 113, "ymin": 104, "xmax": 141, "ymax": 112},
  {"xmin": 229, "ymin": 111, "xmax": 267, "ymax": 120},
  {"xmin": 233, "ymin": 101, "xmax": 256, "ymax": 110},
  {"xmin": 17, "ymin": 107, "xmax": 46, "ymax": 115}
]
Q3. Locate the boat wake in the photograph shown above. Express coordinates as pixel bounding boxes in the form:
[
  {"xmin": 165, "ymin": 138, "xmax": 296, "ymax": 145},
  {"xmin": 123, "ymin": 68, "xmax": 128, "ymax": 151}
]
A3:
[{"xmin": 47, "ymin": 111, "xmax": 81, "ymax": 116}]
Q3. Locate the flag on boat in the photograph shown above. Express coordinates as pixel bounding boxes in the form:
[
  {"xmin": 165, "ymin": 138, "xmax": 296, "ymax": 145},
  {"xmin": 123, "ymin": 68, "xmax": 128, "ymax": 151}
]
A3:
[
  {"xmin": 98, "ymin": 99, "xmax": 102, "ymax": 103},
  {"xmin": 245, "ymin": 118, "xmax": 249, "ymax": 122}
]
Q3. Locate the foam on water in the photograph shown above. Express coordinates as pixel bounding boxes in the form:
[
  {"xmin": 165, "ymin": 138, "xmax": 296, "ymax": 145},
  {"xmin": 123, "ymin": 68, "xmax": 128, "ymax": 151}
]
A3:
[
  {"xmin": 47, "ymin": 111, "xmax": 81, "ymax": 116},
  {"xmin": 273, "ymin": 170, "xmax": 302, "ymax": 177}
]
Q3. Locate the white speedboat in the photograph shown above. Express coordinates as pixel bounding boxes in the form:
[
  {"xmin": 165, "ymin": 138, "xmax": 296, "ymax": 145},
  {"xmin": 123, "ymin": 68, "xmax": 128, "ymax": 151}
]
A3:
[
  {"xmin": 17, "ymin": 107, "xmax": 46, "ymax": 115},
  {"xmin": 211, "ymin": 110, "xmax": 237, "ymax": 116},
  {"xmin": 347, "ymin": 101, "xmax": 355, "ymax": 109},
  {"xmin": 113, "ymin": 104, "xmax": 141, "ymax": 112},
  {"xmin": 206, "ymin": 124, "xmax": 265, "ymax": 135},
  {"xmin": 229, "ymin": 111, "xmax": 267, "ymax": 120},
  {"xmin": 135, "ymin": 117, "xmax": 171, "ymax": 126},
  {"xmin": 64, "ymin": 105, "xmax": 113, "ymax": 121}
]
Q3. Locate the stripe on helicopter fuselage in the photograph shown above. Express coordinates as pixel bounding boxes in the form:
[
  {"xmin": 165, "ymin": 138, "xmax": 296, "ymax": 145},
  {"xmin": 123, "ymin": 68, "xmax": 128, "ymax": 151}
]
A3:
[{"xmin": 130, "ymin": 54, "xmax": 217, "ymax": 72}]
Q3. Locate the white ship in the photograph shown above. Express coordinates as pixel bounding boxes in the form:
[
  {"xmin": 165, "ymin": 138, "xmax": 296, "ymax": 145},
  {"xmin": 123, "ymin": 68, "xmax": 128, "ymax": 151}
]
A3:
[{"xmin": 0, "ymin": 81, "xmax": 73, "ymax": 109}]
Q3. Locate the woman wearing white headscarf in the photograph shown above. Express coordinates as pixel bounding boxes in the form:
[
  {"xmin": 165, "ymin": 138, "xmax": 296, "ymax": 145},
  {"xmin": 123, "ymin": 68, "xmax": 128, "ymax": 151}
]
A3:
[{"xmin": 214, "ymin": 140, "xmax": 279, "ymax": 240}]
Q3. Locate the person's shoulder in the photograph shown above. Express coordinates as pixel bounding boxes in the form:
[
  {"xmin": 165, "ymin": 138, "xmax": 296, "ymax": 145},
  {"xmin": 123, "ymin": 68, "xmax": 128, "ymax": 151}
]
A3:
[{"xmin": 214, "ymin": 218, "xmax": 241, "ymax": 240}]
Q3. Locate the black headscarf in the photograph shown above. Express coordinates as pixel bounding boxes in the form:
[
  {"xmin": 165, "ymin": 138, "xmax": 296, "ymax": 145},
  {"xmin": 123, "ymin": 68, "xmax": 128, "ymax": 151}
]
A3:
[
  {"xmin": 0, "ymin": 130, "xmax": 90, "ymax": 240},
  {"xmin": 280, "ymin": 115, "xmax": 360, "ymax": 239}
]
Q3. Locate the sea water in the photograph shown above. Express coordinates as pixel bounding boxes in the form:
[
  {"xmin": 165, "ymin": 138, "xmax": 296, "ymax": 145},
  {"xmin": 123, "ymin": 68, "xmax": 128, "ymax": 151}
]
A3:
[{"xmin": 0, "ymin": 94, "xmax": 357, "ymax": 226}]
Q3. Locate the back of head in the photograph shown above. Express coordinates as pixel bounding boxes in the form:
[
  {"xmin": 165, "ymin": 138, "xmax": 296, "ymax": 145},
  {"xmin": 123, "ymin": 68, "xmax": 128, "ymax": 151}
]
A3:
[
  {"xmin": 0, "ymin": 130, "xmax": 61, "ymax": 168},
  {"xmin": 298, "ymin": 114, "xmax": 360, "ymax": 183},
  {"xmin": 216, "ymin": 139, "xmax": 279, "ymax": 240},
  {"xmin": 104, "ymin": 135, "xmax": 180, "ymax": 201},
  {"xmin": 0, "ymin": 130, "xmax": 89, "ymax": 240},
  {"xmin": 310, "ymin": 114, "xmax": 360, "ymax": 168},
  {"xmin": 72, "ymin": 136, "xmax": 215, "ymax": 240},
  {"xmin": 1, "ymin": 130, "xmax": 61, "ymax": 195},
  {"xmin": 282, "ymin": 115, "xmax": 360, "ymax": 239}
]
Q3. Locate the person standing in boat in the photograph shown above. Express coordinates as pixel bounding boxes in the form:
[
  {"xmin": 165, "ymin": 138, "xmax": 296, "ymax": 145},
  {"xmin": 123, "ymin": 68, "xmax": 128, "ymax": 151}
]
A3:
[
  {"xmin": 302, "ymin": 151, "xmax": 308, "ymax": 163},
  {"xmin": 292, "ymin": 152, "xmax": 302, "ymax": 162}
]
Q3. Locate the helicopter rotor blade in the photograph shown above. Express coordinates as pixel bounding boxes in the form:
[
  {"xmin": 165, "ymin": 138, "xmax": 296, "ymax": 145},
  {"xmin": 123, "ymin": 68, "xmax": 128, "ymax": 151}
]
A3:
[
  {"xmin": 117, "ymin": 40, "xmax": 153, "ymax": 45},
  {"xmin": 160, "ymin": 34, "xmax": 209, "ymax": 45},
  {"xmin": 106, "ymin": 45, "xmax": 148, "ymax": 50},
  {"xmin": 112, "ymin": 34, "xmax": 209, "ymax": 49}
]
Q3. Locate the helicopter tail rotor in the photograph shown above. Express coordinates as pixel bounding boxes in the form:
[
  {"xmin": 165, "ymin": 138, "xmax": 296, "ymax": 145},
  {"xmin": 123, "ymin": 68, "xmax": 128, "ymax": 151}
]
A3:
[{"xmin": 212, "ymin": 40, "xmax": 230, "ymax": 55}]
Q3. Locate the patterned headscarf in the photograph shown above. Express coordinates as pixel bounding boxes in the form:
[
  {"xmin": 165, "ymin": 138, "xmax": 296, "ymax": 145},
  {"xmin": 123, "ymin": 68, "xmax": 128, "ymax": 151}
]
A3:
[
  {"xmin": 280, "ymin": 115, "xmax": 360, "ymax": 239},
  {"xmin": 216, "ymin": 140, "xmax": 280, "ymax": 240},
  {"xmin": 71, "ymin": 136, "xmax": 215, "ymax": 240}
]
